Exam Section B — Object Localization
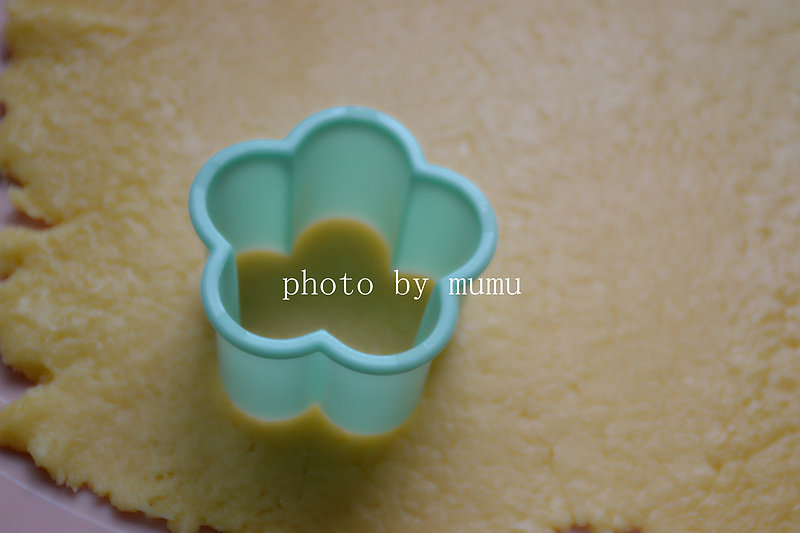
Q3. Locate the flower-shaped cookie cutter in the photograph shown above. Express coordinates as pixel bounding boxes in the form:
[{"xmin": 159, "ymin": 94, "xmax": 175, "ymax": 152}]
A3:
[{"xmin": 189, "ymin": 107, "xmax": 497, "ymax": 434}]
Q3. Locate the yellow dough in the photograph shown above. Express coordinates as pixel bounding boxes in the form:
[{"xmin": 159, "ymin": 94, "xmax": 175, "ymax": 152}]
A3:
[
  {"xmin": 237, "ymin": 217, "xmax": 432, "ymax": 355},
  {"xmin": 0, "ymin": 1, "xmax": 798, "ymax": 532}
]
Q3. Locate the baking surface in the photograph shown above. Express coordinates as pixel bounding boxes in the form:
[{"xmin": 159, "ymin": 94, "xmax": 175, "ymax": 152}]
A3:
[{"xmin": 0, "ymin": 1, "xmax": 798, "ymax": 532}]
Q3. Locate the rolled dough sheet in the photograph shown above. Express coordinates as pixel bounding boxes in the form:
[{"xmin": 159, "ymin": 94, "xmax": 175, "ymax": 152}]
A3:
[{"xmin": 0, "ymin": 2, "xmax": 798, "ymax": 533}]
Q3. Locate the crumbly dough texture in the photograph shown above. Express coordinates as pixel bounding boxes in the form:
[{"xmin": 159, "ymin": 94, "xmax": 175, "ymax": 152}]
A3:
[{"xmin": 0, "ymin": 1, "xmax": 798, "ymax": 532}]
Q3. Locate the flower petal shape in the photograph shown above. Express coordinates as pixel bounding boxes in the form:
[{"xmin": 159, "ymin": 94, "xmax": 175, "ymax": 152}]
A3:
[{"xmin": 189, "ymin": 106, "xmax": 497, "ymax": 434}]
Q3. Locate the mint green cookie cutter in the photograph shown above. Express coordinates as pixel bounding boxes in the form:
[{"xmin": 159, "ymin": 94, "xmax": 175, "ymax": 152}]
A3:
[{"xmin": 189, "ymin": 106, "xmax": 497, "ymax": 435}]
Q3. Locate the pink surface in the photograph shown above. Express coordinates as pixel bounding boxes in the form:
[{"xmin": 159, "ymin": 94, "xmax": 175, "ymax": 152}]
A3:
[{"xmin": 0, "ymin": 3, "xmax": 172, "ymax": 531}]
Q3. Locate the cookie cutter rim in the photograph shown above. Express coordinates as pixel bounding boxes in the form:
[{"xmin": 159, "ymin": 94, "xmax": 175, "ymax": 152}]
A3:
[{"xmin": 189, "ymin": 106, "xmax": 497, "ymax": 432}]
